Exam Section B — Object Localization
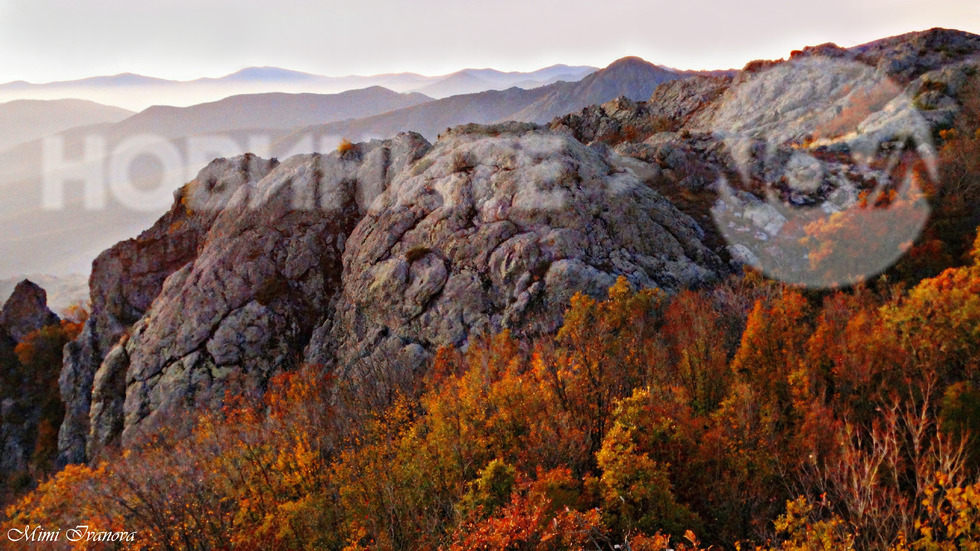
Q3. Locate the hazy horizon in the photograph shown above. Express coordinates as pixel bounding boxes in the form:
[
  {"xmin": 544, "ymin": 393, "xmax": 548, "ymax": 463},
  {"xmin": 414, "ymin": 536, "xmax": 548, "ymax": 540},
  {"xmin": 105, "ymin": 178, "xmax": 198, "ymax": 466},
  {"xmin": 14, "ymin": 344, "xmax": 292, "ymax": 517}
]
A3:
[
  {"xmin": 0, "ymin": 0, "xmax": 977, "ymax": 85},
  {"xmin": 0, "ymin": 62, "xmax": 602, "ymax": 87}
]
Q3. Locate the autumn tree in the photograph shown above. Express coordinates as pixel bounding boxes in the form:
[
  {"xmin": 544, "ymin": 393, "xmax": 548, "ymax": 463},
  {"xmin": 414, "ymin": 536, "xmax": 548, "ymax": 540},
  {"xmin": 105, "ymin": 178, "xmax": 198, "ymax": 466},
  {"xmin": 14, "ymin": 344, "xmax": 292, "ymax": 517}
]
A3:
[
  {"xmin": 658, "ymin": 289, "xmax": 732, "ymax": 413},
  {"xmin": 540, "ymin": 277, "xmax": 663, "ymax": 463},
  {"xmin": 883, "ymin": 234, "xmax": 980, "ymax": 383},
  {"xmin": 595, "ymin": 389, "xmax": 701, "ymax": 539}
]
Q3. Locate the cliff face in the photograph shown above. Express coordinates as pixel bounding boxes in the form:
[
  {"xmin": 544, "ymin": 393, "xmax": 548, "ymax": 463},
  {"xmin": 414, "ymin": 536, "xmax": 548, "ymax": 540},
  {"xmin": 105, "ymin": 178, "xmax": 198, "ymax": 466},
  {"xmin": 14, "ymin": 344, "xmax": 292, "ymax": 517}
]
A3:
[
  {"xmin": 90, "ymin": 134, "xmax": 430, "ymax": 454},
  {"xmin": 58, "ymin": 155, "xmax": 279, "ymax": 465}
]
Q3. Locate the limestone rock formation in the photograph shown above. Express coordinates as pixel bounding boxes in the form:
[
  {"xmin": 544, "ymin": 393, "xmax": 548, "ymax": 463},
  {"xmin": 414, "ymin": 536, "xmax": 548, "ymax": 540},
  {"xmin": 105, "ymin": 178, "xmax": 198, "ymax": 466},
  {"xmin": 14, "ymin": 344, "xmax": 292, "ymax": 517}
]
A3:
[
  {"xmin": 81, "ymin": 133, "xmax": 430, "ymax": 456},
  {"xmin": 59, "ymin": 124, "xmax": 724, "ymax": 460},
  {"xmin": 57, "ymin": 154, "xmax": 278, "ymax": 465},
  {"xmin": 317, "ymin": 122, "xmax": 724, "ymax": 384}
]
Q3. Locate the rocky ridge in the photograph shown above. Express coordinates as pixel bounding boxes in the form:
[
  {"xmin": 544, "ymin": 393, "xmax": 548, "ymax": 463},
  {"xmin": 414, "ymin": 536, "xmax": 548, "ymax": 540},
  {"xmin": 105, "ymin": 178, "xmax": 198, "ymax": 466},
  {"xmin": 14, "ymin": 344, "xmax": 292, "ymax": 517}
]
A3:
[
  {"xmin": 91, "ymin": 133, "xmax": 430, "ymax": 454},
  {"xmin": 60, "ymin": 122, "xmax": 725, "ymax": 461},
  {"xmin": 544, "ymin": 28, "xmax": 980, "ymax": 285}
]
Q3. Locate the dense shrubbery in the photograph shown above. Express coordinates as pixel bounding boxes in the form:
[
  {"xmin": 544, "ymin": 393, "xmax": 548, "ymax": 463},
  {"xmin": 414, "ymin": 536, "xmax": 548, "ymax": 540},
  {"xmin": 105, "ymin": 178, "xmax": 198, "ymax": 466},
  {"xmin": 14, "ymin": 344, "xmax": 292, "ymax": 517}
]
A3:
[{"xmin": 5, "ymin": 235, "xmax": 980, "ymax": 549}]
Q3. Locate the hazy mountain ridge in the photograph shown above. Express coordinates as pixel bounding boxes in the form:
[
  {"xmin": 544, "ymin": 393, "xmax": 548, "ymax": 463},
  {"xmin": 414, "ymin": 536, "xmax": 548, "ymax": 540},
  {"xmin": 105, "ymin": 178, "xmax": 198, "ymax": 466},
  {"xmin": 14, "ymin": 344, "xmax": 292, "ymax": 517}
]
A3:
[
  {"xmin": 275, "ymin": 85, "xmax": 556, "ymax": 145},
  {"xmin": 0, "ymin": 99, "xmax": 132, "ymax": 152},
  {"xmin": 0, "ymin": 64, "xmax": 597, "ymax": 111},
  {"xmin": 409, "ymin": 64, "xmax": 597, "ymax": 97},
  {"xmin": 112, "ymin": 86, "xmax": 433, "ymax": 138},
  {"xmin": 0, "ymin": 87, "xmax": 436, "ymax": 278},
  {"xmin": 281, "ymin": 56, "xmax": 699, "ymax": 143}
]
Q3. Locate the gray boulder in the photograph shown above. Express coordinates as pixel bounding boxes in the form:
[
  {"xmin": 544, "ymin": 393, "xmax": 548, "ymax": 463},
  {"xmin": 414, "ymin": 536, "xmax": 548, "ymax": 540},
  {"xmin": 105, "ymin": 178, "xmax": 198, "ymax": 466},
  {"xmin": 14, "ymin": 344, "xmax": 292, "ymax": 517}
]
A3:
[{"xmin": 321, "ymin": 123, "xmax": 724, "ymax": 387}]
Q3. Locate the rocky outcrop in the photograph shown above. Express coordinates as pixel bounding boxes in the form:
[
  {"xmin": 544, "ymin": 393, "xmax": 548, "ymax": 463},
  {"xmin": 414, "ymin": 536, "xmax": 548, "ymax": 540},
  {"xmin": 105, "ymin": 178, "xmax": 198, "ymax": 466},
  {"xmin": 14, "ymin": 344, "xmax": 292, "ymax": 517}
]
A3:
[
  {"xmin": 0, "ymin": 275, "xmax": 88, "ymax": 314},
  {"xmin": 542, "ymin": 77, "xmax": 733, "ymax": 149},
  {"xmin": 645, "ymin": 76, "xmax": 732, "ymax": 128},
  {"xmin": 82, "ymin": 133, "xmax": 430, "ymax": 456},
  {"xmin": 55, "ymin": 28, "xmax": 980, "ymax": 465},
  {"xmin": 851, "ymin": 28, "xmax": 980, "ymax": 83},
  {"xmin": 57, "ymin": 154, "xmax": 278, "ymax": 465},
  {"xmin": 0, "ymin": 280, "xmax": 59, "ymax": 342},
  {"xmin": 319, "ymin": 123, "xmax": 723, "ymax": 384},
  {"xmin": 537, "ymin": 29, "xmax": 979, "ymax": 288},
  {"xmin": 599, "ymin": 31, "xmax": 978, "ymax": 288},
  {"xmin": 58, "ymin": 124, "xmax": 724, "ymax": 461},
  {"xmin": 549, "ymin": 97, "xmax": 678, "ymax": 146}
]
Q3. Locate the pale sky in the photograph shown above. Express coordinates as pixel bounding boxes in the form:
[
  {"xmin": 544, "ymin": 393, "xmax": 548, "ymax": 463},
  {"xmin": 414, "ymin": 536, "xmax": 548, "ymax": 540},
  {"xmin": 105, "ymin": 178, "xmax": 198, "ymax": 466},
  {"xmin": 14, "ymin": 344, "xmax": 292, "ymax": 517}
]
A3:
[{"xmin": 0, "ymin": 0, "xmax": 978, "ymax": 83}]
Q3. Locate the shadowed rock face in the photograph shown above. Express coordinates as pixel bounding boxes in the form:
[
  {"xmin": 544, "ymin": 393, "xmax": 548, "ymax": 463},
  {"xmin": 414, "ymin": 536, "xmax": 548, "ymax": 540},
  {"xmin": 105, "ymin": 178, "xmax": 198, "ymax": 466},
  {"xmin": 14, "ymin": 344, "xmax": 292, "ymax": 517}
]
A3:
[
  {"xmin": 0, "ymin": 281, "xmax": 59, "ymax": 477},
  {"xmin": 101, "ymin": 153, "xmax": 361, "ymax": 451},
  {"xmin": 0, "ymin": 280, "xmax": 59, "ymax": 342}
]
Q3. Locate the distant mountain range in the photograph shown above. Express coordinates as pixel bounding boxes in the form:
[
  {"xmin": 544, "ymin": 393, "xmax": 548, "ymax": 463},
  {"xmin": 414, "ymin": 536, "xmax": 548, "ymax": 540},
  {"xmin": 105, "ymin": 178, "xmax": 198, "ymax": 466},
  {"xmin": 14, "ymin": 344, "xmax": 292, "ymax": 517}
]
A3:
[
  {"xmin": 408, "ymin": 65, "xmax": 597, "ymax": 97},
  {"xmin": 0, "ymin": 85, "xmax": 441, "ymax": 278},
  {"xmin": 0, "ymin": 99, "xmax": 132, "ymax": 152},
  {"xmin": 278, "ymin": 56, "xmax": 712, "ymax": 144},
  {"xmin": 511, "ymin": 57, "xmax": 699, "ymax": 123},
  {"xmin": 110, "ymin": 87, "xmax": 432, "ymax": 138},
  {"xmin": 0, "ymin": 64, "xmax": 597, "ymax": 111}
]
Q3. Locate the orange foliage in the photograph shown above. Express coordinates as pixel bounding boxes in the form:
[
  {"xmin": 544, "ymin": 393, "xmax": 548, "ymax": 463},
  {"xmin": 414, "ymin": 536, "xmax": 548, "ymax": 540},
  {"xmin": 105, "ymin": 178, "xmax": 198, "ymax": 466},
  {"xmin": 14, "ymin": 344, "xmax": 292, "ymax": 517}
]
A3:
[
  {"xmin": 659, "ymin": 290, "xmax": 731, "ymax": 413},
  {"xmin": 8, "ymin": 255, "xmax": 980, "ymax": 549},
  {"xmin": 449, "ymin": 469, "xmax": 606, "ymax": 550},
  {"xmin": 883, "ymin": 235, "xmax": 980, "ymax": 380}
]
